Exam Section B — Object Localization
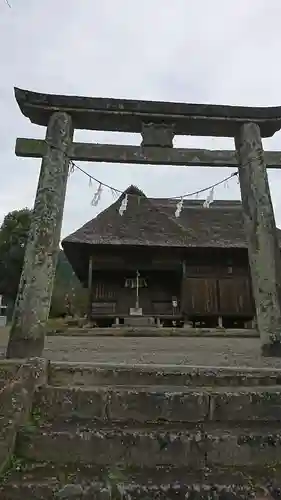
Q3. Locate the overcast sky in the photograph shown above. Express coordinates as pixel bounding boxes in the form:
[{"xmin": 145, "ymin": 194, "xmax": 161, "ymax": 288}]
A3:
[{"xmin": 1, "ymin": 0, "xmax": 281, "ymax": 238}]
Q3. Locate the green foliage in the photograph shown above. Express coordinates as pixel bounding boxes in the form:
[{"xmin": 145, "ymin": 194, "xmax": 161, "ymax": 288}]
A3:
[
  {"xmin": 50, "ymin": 251, "xmax": 88, "ymax": 318},
  {"xmin": 0, "ymin": 208, "xmax": 31, "ymax": 302},
  {"xmin": 0, "ymin": 208, "xmax": 88, "ymax": 318}
]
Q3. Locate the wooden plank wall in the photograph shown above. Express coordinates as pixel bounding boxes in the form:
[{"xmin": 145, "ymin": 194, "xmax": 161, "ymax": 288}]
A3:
[
  {"xmin": 182, "ymin": 278, "xmax": 218, "ymax": 315},
  {"xmin": 218, "ymin": 277, "xmax": 253, "ymax": 315},
  {"xmin": 182, "ymin": 273, "xmax": 254, "ymax": 317},
  {"xmin": 91, "ymin": 271, "xmax": 181, "ymax": 316},
  {"xmin": 89, "ymin": 250, "xmax": 255, "ymax": 318}
]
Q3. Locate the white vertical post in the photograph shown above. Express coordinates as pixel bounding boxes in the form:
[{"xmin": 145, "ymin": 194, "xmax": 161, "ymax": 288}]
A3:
[{"xmin": 135, "ymin": 270, "xmax": 140, "ymax": 310}]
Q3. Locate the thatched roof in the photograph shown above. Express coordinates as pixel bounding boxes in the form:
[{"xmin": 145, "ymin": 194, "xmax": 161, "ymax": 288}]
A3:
[
  {"xmin": 63, "ymin": 184, "xmax": 281, "ymax": 249},
  {"xmin": 62, "ymin": 185, "xmax": 281, "ymax": 283}
]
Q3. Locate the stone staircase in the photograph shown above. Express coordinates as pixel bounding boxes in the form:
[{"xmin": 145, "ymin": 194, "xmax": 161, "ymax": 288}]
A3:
[{"xmin": 1, "ymin": 362, "xmax": 281, "ymax": 499}]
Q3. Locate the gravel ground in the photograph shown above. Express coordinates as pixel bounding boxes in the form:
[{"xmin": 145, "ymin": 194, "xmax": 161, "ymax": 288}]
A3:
[
  {"xmin": 2, "ymin": 327, "xmax": 281, "ymax": 367},
  {"xmin": 0, "ymin": 334, "xmax": 280, "ymax": 368}
]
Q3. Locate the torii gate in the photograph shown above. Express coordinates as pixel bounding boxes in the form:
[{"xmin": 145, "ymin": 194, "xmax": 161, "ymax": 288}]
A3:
[{"xmin": 6, "ymin": 87, "xmax": 281, "ymax": 358}]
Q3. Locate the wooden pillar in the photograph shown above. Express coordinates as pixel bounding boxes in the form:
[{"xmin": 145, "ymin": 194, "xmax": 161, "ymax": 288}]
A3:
[
  {"xmin": 6, "ymin": 112, "xmax": 73, "ymax": 359},
  {"xmin": 88, "ymin": 255, "xmax": 93, "ymax": 321},
  {"xmin": 181, "ymin": 260, "xmax": 187, "ymax": 325},
  {"xmin": 235, "ymin": 122, "xmax": 281, "ymax": 356}
]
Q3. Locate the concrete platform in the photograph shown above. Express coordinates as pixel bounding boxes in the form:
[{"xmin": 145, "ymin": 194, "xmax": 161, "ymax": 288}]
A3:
[{"xmin": 47, "ymin": 327, "xmax": 259, "ymax": 337}]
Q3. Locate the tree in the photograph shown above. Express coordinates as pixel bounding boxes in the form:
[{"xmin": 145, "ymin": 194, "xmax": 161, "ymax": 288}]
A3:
[
  {"xmin": 0, "ymin": 208, "xmax": 87, "ymax": 318},
  {"xmin": 50, "ymin": 252, "xmax": 88, "ymax": 318},
  {"xmin": 0, "ymin": 208, "xmax": 31, "ymax": 302}
]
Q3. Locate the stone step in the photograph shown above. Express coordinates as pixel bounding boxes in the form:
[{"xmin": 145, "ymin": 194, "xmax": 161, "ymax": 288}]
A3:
[
  {"xmin": 34, "ymin": 385, "xmax": 281, "ymax": 424},
  {"xmin": 1, "ymin": 463, "xmax": 281, "ymax": 499},
  {"xmin": 49, "ymin": 361, "xmax": 281, "ymax": 388},
  {"xmin": 17, "ymin": 423, "xmax": 281, "ymax": 468}
]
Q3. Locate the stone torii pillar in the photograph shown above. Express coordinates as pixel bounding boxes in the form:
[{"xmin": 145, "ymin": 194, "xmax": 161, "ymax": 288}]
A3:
[
  {"xmin": 6, "ymin": 112, "xmax": 73, "ymax": 359},
  {"xmin": 235, "ymin": 122, "xmax": 281, "ymax": 355}
]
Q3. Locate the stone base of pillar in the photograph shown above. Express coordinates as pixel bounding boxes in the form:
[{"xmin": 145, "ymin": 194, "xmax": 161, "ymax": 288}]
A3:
[
  {"xmin": 6, "ymin": 336, "xmax": 45, "ymax": 359},
  {"xmin": 262, "ymin": 341, "xmax": 281, "ymax": 357}
]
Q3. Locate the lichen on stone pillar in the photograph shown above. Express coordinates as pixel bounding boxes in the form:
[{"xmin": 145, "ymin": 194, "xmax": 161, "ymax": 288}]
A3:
[
  {"xmin": 6, "ymin": 112, "xmax": 73, "ymax": 359},
  {"xmin": 235, "ymin": 122, "xmax": 281, "ymax": 356}
]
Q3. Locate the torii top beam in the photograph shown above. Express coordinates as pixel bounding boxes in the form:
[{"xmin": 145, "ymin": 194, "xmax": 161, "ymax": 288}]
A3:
[{"xmin": 15, "ymin": 87, "xmax": 281, "ymax": 138}]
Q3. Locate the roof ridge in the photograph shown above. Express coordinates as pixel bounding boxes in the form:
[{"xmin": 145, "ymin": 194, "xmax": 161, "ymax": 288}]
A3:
[
  {"xmin": 122, "ymin": 184, "xmax": 147, "ymax": 198},
  {"xmin": 116, "ymin": 185, "xmax": 189, "ymax": 237},
  {"xmin": 149, "ymin": 197, "xmax": 242, "ymax": 206}
]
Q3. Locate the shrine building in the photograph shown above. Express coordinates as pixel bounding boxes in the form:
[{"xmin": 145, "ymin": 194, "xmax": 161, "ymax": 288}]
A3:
[{"xmin": 62, "ymin": 185, "xmax": 279, "ymax": 329}]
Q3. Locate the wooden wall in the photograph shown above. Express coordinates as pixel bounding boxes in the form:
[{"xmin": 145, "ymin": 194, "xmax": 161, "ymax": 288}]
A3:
[
  {"xmin": 181, "ymin": 257, "xmax": 255, "ymax": 317},
  {"xmin": 182, "ymin": 276, "xmax": 254, "ymax": 316},
  {"xmin": 90, "ymin": 270, "xmax": 181, "ymax": 317},
  {"xmin": 89, "ymin": 247, "xmax": 255, "ymax": 319}
]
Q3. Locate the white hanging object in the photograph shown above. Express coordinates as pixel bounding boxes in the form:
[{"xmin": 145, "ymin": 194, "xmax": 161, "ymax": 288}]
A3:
[
  {"xmin": 91, "ymin": 183, "xmax": 103, "ymax": 206},
  {"xmin": 69, "ymin": 162, "xmax": 75, "ymax": 176},
  {"xmin": 119, "ymin": 194, "xmax": 128, "ymax": 216},
  {"xmin": 111, "ymin": 188, "xmax": 119, "ymax": 199},
  {"xmin": 175, "ymin": 197, "xmax": 183, "ymax": 218},
  {"xmin": 203, "ymin": 187, "xmax": 214, "ymax": 208}
]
